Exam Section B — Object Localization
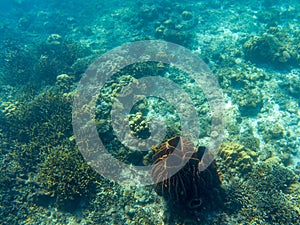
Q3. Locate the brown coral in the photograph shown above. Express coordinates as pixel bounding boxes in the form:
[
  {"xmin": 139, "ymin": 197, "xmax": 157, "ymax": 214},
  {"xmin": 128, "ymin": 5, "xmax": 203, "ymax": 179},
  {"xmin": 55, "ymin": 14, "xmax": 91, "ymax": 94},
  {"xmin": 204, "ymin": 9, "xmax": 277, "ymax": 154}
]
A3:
[{"xmin": 151, "ymin": 136, "xmax": 223, "ymax": 209}]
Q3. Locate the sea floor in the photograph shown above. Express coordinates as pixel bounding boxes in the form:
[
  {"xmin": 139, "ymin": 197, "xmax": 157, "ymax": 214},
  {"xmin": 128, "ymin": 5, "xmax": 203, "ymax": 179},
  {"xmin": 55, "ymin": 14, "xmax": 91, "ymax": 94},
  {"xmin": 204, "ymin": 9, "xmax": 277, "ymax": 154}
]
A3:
[{"xmin": 0, "ymin": 0, "xmax": 300, "ymax": 224}]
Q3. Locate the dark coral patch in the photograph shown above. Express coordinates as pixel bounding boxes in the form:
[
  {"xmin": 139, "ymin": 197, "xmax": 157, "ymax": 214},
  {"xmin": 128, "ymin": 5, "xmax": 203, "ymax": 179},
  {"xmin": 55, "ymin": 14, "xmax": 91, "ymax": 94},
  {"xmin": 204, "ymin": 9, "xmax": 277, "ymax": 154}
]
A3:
[{"xmin": 151, "ymin": 136, "xmax": 223, "ymax": 210}]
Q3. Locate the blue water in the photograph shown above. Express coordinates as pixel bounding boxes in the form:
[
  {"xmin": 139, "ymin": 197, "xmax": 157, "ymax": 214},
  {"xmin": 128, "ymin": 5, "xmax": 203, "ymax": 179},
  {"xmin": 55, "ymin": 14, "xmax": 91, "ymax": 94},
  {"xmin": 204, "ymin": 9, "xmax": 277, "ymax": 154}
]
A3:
[{"xmin": 0, "ymin": 0, "xmax": 299, "ymax": 224}]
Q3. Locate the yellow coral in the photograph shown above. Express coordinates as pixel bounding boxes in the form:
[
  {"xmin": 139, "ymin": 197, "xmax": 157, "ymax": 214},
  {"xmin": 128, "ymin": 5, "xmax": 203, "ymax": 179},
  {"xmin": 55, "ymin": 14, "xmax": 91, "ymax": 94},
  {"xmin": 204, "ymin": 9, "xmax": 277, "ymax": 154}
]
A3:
[
  {"xmin": 219, "ymin": 142, "xmax": 257, "ymax": 175},
  {"xmin": 0, "ymin": 101, "xmax": 19, "ymax": 118}
]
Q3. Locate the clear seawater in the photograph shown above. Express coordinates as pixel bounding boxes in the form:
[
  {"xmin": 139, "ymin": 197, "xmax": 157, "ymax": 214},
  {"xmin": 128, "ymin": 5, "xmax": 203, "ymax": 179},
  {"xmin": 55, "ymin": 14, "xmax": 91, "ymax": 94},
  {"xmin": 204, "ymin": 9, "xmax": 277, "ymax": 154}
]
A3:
[{"xmin": 0, "ymin": 0, "xmax": 299, "ymax": 224}]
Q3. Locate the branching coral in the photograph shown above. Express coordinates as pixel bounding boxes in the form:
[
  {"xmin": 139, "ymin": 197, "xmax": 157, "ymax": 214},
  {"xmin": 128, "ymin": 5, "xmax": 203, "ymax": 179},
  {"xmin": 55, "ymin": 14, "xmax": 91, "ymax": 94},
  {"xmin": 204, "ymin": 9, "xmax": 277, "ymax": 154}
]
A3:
[
  {"xmin": 226, "ymin": 160, "xmax": 299, "ymax": 224},
  {"xmin": 37, "ymin": 141, "xmax": 99, "ymax": 210}
]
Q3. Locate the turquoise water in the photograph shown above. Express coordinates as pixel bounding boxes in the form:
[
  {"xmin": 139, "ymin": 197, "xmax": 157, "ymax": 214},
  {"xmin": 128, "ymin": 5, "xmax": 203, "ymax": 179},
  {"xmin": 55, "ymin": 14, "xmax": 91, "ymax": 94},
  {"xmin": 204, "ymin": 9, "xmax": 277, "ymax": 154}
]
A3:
[{"xmin": 0, "ymin": 0, "xmax": 300, "ymax": 224}]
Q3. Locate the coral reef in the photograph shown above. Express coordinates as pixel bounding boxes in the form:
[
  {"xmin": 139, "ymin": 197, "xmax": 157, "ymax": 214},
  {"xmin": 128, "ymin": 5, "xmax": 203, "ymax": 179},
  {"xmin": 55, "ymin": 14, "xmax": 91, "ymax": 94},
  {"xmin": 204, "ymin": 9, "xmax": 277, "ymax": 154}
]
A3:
[
  {"xmin": 218, "ymin": 142, "xmax": 258, "ymax": 177},
  {"xmin": 55, "ymin": 73, "xmax": 74, "ymax": 93},
  {"xmin": 278, "ymin": 69, "xmax": 300, "ymax": 98},
  {"xmin": 0, "ymin": 76, "xmax": 100, "ymax": 211},
  {"xmin": 154, "ymin": 15, "xmax": 196, "ymax": 47},
  {"xmin": 37, "ymin": 141, "xmax": 99, "ymax": 210},
  {"xmin": 1, "ymin": 0, "xmax": 300, "ymax": 224},
  {"xmin": 1, "ymin": 41, "xmax": 37, "ymax": 86},
  {"xmin": 243, "ymin": 27, "xmax": 300, "ymax": 68},
  {"xmin": 234, "ymin": 84, "xmax": 263, "ymax": 116},
  {"xmin": 258, "ymin": 120, "xmax": 285, "ymax": 141},
  {"xmin": 226, "ymin": 159, "xmax": 299, "ymax": 224},
  {"xmin": 36, "ymin": 35, "xmax": 92, "ymax": 84},
  {"xmin": 0, "ymin": 35, "xmax": 92, "ymax": 87},
  {"xmin": 128, "ymin": 112, "xmax": 150, "ymax": 139}
]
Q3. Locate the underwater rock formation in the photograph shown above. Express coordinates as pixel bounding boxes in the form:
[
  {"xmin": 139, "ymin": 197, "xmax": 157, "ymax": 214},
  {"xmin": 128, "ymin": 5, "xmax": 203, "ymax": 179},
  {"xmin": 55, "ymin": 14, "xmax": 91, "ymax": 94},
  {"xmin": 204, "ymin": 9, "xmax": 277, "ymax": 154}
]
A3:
[
  {"xmin": 244, "ymin": 34, "xmax": 282, "ymax": 64},
  {"xmin": 234, "ymin": 84, "xmax": 263, "ymax": 116},
  {"xmin": 243, "ymin": 31, "xmax": 300, "ymax": 68},
  {"xmin": 151, "ymin": 136, "xmax": 223, "ymax": 210},
  {"xmin": 154, "ymin": 10, "xmax": 197, "ymax": 47}
]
